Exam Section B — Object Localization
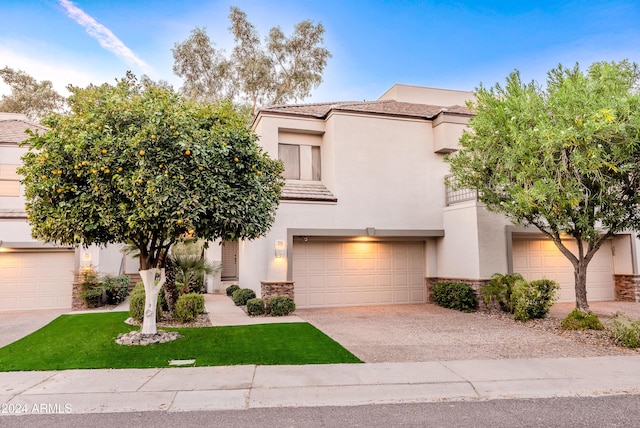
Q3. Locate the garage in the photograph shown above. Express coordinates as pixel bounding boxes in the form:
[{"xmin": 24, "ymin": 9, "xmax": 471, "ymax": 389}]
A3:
[
  {"xmin": 292, "ymin": 239, "xmax": 426, "ymax": 308},
  {"xmin": 0, "ymin": 250, "xmax": 75, "ymax": 311},
  {"xmin": 512, "ymin": 238, "xmax": 614, "ymax": 302}
]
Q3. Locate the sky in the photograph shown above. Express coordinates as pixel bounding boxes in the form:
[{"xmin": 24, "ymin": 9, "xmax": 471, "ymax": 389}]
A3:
[{"xmin": 1, "ymin": 0, "xmax": 640, "ymax": 104}]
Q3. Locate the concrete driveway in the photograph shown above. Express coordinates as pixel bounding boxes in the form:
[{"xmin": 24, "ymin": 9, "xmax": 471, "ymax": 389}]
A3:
[{"xmin": 295, "ymin": 302, "xmax": 640, "ymax": 363}]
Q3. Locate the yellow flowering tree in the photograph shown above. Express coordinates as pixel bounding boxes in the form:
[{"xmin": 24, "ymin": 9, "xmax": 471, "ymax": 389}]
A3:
[{"xmin": 20, "ymin": 73, "xmax": 283, "ymax": 334}]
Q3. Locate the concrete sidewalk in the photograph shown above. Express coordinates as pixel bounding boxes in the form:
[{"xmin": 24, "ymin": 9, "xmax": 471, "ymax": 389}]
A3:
[{"xmin": 1, "ymin": 356, "xmax": 639, "ymax": 414}]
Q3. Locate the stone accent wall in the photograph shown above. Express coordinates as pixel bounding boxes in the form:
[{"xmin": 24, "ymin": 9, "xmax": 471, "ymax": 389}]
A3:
[
  {"xmin": 426, "ymin": 277, "xmax": 491, "ymax": 309},
  {"xmin": 71, "ymin": 280, "xmax": 85, "ymax": 310},
  {"xmin": 614, "ymin": 274, "xmax": 640, "ymax": 302},
  {"xmin": 260, "ymin": 281, "xmax": 295, "ymax": 303}
]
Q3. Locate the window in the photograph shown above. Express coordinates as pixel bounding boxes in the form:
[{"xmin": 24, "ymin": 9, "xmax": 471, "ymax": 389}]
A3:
[
  {"xmin": 278, "ymin": 144, "xmax": 321, "ymax": 181},
  {"xmin": 0, "ymin": 164, "xmax": 20, "ymax": 197}
]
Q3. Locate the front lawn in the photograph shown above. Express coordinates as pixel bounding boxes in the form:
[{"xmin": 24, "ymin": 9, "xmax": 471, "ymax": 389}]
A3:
[{"xmin": 0, "ymin": 312, "xmax": 361, "ymax": 371}]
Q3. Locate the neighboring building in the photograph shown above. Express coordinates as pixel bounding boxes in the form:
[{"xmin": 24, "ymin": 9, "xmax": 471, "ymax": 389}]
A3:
[{"xmin": 236, "ymin": 84, "xmax": 640, "ymax": 308}]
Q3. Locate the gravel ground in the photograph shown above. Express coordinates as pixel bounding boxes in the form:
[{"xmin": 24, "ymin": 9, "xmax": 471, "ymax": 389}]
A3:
[{"xmin": 295, "ymin": 302, "xmax": 640, "ymax": 363}]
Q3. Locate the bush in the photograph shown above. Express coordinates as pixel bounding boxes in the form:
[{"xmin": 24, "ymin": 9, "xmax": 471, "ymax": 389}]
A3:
[
  {"xmin": 79, "ymin": 287, "xmax": 103, "ymax": 309},
  {"xmin": 268, "ymin": 296, "xmax": 296, "ymax": 316},
  {"xmin": 78, "ymin": 265, "xmax": 103, "ymax": 308},
  {"xmin": 511, "ymin": 278, "xmax": 559, "ymax": 321},
  {"xmin": 247, "ymin": 298, "xmax": 265, "ymax": 316},
  {"xmin": 129, "ymin": 281, "xmax": 162, "ymax": 322},
  {"xmin": 480, "ymin": 273, "xmax": 524, "ymax": 312},
  {"xmin": 173, "ymin": 293, "xmax": 205, "ymax": 323},
  {"xmin": 561, "ymin": 309, "xmax": 604, "ymax": 330},
  {"xmin": 431, "ymin": 282, "xmax": 477, "ymax": 312},
  {"xmin": 102, "ymin": 275, "xmax": 130, "ymax": 305},
  {"xmin": 232, "ymin": 288, "xmax": 256, "ymax": 306},
  {"xmin": 607, "ymin": 312, "xmax": 640, "ymax": 348},
  {"xmin": 226, "ymin": 284, "xmax": 240, "ymax": 297}
]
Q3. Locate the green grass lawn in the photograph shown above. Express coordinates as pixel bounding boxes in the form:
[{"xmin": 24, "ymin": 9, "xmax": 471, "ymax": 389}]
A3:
[{"xmin": 0, "ymin": 312, "xmax": 361, "ymax": 371}]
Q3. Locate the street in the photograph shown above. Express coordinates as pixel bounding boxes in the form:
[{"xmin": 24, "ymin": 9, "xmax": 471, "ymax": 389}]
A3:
[{"xmin": 2, "ymin": 394, "xmax": 638, "ymax": 428}]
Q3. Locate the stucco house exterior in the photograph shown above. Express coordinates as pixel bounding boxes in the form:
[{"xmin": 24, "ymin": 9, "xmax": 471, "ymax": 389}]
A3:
[
  {"xmin": 236, "ymin": 83, "xmax": 640, "ymax": 308},
  {"xmin": 2, "ymin": 84, "xmax": 640, "ymax": 312}
]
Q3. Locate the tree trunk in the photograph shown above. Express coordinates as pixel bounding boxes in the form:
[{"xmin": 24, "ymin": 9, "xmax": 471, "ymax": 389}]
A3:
[
  {"xmin": 140, "ymin": 268, "xmax": 166, "ymax": 335},
  {"xmin": 574, "ymin": 261, "xmax": 590, "ymax": 313}
]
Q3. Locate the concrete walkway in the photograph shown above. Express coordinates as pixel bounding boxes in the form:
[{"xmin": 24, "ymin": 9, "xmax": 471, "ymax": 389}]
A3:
[{"xmin": 1, "ymin": 296, "xmax": 640, "ymax": 415}]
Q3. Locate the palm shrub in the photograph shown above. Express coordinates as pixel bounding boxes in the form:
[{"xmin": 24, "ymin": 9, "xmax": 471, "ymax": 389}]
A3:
[
  {"xmin": 431, "ymin": 281, "xmax": 477, "ymax": 312},
  {"xmin": 163, "ymin": 257, "xmax": 179, "ymax": 312},
  {"xmin": 268, "ymin": 296, "xmax": 296, "ymax": 316},
  {"xmin": 170, "ymin": 239, "xmax": 219, "ymax": 294},
  {"xmin": 173, "ymin": 293, "xmax": 205, "ymax": 323}
]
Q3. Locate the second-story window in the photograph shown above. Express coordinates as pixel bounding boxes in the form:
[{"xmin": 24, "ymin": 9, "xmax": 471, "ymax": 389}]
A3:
[
  {"xmin": 278, "ymin": 144, "xmax": 321, "ymax": 181},
  {"xmin": 0, "ymin": 164, "xmax": 20, "ymax": 197}
]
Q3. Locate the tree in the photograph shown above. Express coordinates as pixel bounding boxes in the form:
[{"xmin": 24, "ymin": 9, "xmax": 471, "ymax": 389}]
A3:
[
  {"xmin": 0, "ymin": 66, "xmax": 66, "ymax": 122},
  {"xmin": 172, "ymin": 7, "xmax": 331, "ymax": 116},
  {"xmin": 447, "ymin": 60, "xmax": 640, "ymax": 313},
  {"xmin": 19, "ymin": 73, "xmax": 284, "ymax": 334}
]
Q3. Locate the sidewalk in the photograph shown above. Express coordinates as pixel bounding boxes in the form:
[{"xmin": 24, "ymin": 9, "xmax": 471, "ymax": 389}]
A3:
[
  {"xmin": 1, "ymin": 356, "xmax": 639, "ymax": 414},
  {"xmin": 1, "ymin": 296, "xmax": 640, "ymax": 415}
]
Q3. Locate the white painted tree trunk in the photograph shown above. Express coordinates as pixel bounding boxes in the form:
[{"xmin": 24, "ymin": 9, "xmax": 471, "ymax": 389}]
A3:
[{"xmin": 140, "ymin": 268, "xmax": 166, "ymax": 335}]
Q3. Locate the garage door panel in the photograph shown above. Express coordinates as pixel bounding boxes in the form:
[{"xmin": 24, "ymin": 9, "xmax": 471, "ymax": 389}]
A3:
[
  {"xmin": 293, "ymin": 241, "xmax": 425, "ymax": 308},
  {"xmin": 513, "ymin": 239, "xmax": 614, "ymax": 302},
  {"xmin": 1, "ymin": 251, "xmax": 74, "ymax": 311}
]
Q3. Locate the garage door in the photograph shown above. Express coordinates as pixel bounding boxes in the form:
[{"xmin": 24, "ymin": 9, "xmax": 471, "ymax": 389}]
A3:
[
  {"xmin": 512, "ymin": 239, "xmax": 614, "ymax": 302},
  {"xmin": 0, "ymin": 251, "xmax": 75, "ymax": 311},
  {"xmin": 293, "ymin": 240, "xmax": 426, "ymax": 308}
]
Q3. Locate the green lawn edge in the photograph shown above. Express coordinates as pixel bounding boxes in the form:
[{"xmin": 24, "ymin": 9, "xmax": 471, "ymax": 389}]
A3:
[{"xmin": 0, "ymin": 311, "xmax": 362, "ymax": 371}]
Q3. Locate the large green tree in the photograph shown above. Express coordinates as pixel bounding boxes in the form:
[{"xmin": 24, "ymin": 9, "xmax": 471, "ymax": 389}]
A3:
[
  {"xmin": 172, "ymin": 7, "xmax": 331, "ymax": 116},
  {"xmin": 0, "ymin": 66, "xmax": 66, "ymax": 122},
  {"xmin": 20, "ymin": 73, "xmax": 284, "ymax": 334},
  {"xmin": 447, "ymin": 60, "xmax": 640, "ymax": 313}
]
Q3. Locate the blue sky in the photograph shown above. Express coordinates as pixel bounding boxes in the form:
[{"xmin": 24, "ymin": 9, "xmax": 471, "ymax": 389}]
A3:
[{"xmin": 1, "ymin": 0, "xmax": 639, "ymax": 103}]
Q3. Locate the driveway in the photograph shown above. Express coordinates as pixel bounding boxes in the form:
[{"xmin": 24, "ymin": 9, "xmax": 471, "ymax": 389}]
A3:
[{"xmin": 295, "ymin": 302, "xmax": 640, "ymax": 363}]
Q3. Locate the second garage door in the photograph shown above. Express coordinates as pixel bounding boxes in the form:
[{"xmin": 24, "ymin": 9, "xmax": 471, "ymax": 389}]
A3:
[
  {"xmin": 292, "ymin": 240, "xmax": 426, "ymax": 308},
  {"xmin": 512, "ymin": 239, "xmax": 614, "ymax": 302}
]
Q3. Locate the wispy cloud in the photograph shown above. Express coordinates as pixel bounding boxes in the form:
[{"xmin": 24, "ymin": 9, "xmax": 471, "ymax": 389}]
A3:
[{"xmin": 58, "ymin": 0, "xmax": 153, "ymax": 74}]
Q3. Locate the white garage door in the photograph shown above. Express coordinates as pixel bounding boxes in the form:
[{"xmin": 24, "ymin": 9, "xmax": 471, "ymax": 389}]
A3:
[
  {"xmin": 0, "ymin": 251, "xmax": 75, "ymax": 311},
  {"xmin": 512, "ymin": 239, "xmax": 614, "ymax": 302},
  {"xmin": 293, "ymin": 240, "xmax": 426, "ymax": 308}
]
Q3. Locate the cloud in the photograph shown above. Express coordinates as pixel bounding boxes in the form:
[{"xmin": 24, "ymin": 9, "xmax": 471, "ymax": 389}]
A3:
[{"xmin": 58, "ymin": 0, "xmax": 153, "ymax": 74}]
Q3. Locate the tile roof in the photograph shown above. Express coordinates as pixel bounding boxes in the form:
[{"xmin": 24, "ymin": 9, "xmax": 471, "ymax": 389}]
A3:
[
  {"xmin": 0, "ymin": 113, "xmax": 47, "ymax": 144},
  {"xmin": 260, "ymin": 99, "xmax": 473, "ymax": 120},
  {"xmin": 281, "ymin": 181, "xmax": 337, "ymax": 203}
]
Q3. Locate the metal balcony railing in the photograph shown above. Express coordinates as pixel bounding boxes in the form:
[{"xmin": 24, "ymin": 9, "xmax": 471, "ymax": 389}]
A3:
[{"xmin": 445, "ymin": 174, "xmax": 478, "ymax": 206}]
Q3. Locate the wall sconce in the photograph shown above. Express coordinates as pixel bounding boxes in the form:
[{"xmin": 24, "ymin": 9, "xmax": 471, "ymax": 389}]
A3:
[
  {"xmin": 274, "ymin": 240, "xmax": 286, "ymax": 259},
  {"xmin": 82, "ymin": 251, "xmax": 92, "ymax": 263}
]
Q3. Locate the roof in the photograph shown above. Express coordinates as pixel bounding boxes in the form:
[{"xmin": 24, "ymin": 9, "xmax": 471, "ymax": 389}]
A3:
[
  {"xmin": 280, "ymin": 181, "xmax": 337, "ymax": 203},
  {"xmin": 259, "ymin": 99, "xmax": 473, "ymax": 120},
  {"xmin": 0, "ymin": 113, "xmax": 47, "ymax": 144}
]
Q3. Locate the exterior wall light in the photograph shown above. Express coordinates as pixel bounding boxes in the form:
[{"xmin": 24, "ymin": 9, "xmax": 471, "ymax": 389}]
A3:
[{"xmin": 274, "ymin": 240, "xmax": 286, "ymax": 259}]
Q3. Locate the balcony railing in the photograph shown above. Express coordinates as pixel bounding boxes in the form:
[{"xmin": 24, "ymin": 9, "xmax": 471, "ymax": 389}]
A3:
[{"xmin": 445, "ymin": 174, "xmax": 478, "ymax": 206}]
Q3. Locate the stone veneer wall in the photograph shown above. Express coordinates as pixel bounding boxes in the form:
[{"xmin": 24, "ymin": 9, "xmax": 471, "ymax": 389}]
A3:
[
  {"xmin": 614, "ymin": 275, "xmax": 640, "ymax": 302},
  {"xmin": 260, "ymin": 281, "xmax": 295, "ymax": 303},
  {"xmin": 426, "ymin": 277, "xmax": 491, "ymax": 309}
]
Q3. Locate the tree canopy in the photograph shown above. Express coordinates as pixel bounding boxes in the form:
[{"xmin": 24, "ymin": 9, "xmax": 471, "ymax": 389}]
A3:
[
  {"xmin": 447, "ymin": 60, "xmax": 640, "ymax": 312},
  {"xmin": 19, "ymin": 73, "xmax": 284, "ymax": 333},
  {"xmin": 172, "ymin": 7, "xmax": 331, "ymax": 116},
  {"xmin": 0, "ymin": 66, "xmax": 66, "ymax": 122}
]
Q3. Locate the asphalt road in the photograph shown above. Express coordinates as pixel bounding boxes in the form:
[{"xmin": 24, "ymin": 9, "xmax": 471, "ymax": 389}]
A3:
[{"xmin": 2, "ymin": 394, "xmax": 638, "ymax": 428}]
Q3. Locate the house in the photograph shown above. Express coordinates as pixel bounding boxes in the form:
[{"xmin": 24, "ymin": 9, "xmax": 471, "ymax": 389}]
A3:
[
  {"xmin": 0, "ymin": 113, "xmax": 140, "ymax": 311},
  {"xmin": 2, "ymin": 83, "xmax": 640, "ymax": 312},
  {"xmin": 228, "ymin": 83, "xmax": 640, "ymax": 307}
]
